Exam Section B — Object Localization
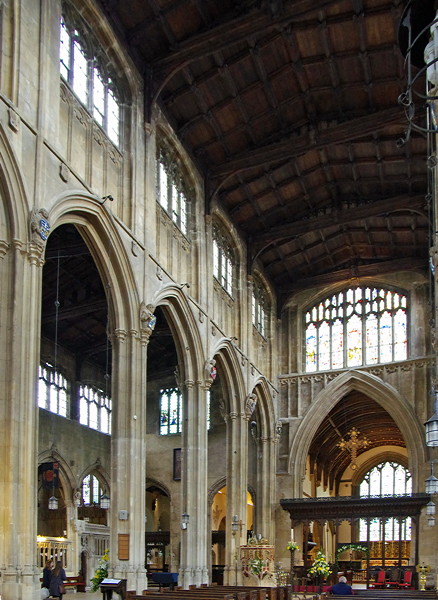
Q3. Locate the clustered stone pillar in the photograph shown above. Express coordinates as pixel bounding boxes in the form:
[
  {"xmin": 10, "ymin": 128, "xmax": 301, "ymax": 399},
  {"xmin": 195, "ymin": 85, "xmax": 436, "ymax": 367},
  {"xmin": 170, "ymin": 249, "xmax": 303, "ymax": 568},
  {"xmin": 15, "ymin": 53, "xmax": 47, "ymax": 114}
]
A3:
[
  {"xmin": 0, "ymin": 236, "xmax": 45, "ymax": 600},
  {"xmin": 109, "ymin": 325, "xmax": 147, "ymax": 593},
  {"xmin": 179, "ymin": 377, "xmax": 210, "ymax": 588}
]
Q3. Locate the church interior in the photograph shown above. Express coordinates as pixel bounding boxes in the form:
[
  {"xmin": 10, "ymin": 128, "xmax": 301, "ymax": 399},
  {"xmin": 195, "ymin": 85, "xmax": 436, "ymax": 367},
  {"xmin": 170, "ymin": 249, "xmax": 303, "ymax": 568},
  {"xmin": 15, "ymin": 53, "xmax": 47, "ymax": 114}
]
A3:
[{"xmin": 2, "ymin": 0, "xmax": 438, "ymax": 598}]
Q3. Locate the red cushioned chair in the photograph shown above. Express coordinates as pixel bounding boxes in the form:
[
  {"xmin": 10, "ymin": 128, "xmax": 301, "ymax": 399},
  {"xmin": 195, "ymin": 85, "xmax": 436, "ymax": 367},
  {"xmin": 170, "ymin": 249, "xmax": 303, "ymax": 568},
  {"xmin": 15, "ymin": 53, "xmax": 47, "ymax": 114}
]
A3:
[
  {"xmin": 398, "ymin": 570, "xmax": 413, "ymax": 589},
  {"xmin": 369, "ymin": 569, "xmax": 386, "ymax": 588}
]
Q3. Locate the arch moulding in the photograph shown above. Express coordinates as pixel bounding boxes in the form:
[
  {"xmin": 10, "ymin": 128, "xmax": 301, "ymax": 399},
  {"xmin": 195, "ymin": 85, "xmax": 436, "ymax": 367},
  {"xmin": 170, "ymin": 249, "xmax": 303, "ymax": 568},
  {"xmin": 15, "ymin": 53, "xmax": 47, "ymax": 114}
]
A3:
[{"xmin": 288, "ymin": 369, "xmax": 428, "ymax": 496}]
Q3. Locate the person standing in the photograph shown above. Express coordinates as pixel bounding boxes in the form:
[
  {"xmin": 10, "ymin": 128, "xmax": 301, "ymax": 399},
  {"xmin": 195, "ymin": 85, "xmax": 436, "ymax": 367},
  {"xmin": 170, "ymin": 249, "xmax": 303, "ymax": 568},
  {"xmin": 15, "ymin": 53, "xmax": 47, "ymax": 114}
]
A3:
[{"xmin": 49, "ymin": 560, "xmax": 67, "ymax": 599}]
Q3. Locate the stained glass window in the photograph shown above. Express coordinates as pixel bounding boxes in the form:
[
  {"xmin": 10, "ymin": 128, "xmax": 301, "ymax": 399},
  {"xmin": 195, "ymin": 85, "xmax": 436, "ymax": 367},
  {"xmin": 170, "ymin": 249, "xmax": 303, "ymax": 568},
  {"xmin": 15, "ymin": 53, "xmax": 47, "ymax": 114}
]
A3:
[
  {"xmin": 160, "ymin": 388, "xmax": 211, "ymax": 435},
  {"xmin": 359, "ymin": 461, "xmax": 412, "ymax": 542},
  {"xmin": 160, "ymin": 388, "xmax": 183, "ymax": 435},
  {"xmin": 156, "ymin": 149, "xmax": 189, "ymax": 235},
  {"xmin": 60, "ymin": 14, "xmax": 121, "ymax": 146},
  {"xmin": 38, "ymin": 362, "xmax": 68, "ymax": 417},
  {"xmin": 82, "ymin": 473, "xmax": 102, "ymax": 505},
  {"xmin": 305, "ymin": 287, "xmax": 407, "ymax": 372},
  {"xmin": 79, "ymin": 384, "xmax": 112, "ymax": 434}
]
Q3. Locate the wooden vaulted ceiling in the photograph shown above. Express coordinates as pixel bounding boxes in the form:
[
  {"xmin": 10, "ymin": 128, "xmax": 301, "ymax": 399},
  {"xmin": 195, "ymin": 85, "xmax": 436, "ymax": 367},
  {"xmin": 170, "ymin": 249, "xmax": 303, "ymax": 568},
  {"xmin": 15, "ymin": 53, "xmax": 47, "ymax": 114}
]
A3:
[
  {"xmin": 40, "ymin": 1, "xmax": 429, "ymax": 475},
  {"xmin": 308, "ymin": 391, "xmax": 406, "ymax": 491},
  {"xmin": 99, "ymin": 0, "xmax": 431, "ymax": 304}
]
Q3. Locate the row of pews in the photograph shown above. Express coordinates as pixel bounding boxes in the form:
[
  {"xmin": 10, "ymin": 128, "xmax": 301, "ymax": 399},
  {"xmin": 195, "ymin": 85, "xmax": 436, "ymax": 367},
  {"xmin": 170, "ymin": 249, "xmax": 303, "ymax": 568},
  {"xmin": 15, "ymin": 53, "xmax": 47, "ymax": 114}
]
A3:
[
  {"xmin": 125, "ymin": 584, "xmax": 438, "ymax": 600},
  {"xmin": 126, "ymin": 584, "xmax": 292, "ymax": 600}
]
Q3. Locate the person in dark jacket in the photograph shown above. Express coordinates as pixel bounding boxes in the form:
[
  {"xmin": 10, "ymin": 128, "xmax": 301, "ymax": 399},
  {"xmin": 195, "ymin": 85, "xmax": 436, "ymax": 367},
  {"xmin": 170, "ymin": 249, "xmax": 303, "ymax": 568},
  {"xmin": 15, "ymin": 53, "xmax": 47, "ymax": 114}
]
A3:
[
  {"xmin": 42, "ymin": 559, "xmax": 53, "ymax": 589},
  {"xmin": 49, "ymin": 560, "xmax": 67, "ymax": 599},
  {"xmin": 329, "ymin": 576, "xmax": 353, "ymax": 595}
]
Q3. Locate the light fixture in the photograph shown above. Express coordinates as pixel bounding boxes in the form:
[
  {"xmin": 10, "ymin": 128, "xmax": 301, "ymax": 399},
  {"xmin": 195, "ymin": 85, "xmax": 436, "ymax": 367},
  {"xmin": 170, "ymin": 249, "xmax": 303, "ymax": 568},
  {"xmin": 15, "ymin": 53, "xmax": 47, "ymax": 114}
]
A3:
[
  {"xmin": 428, "ymin": 515, "xmax": 436, "ymax": 527},
  {"xmin": 425, "ymin": 462, "xmax": 438, "ymax": 494},
  {"xmin": 426, "ymin": 500, "xmax": 436, "ymax": 515},
  {"xmin": 425, "ymin": 388, "xmax": 438, "ymax": 446},
  {"xmin": 48, "ymin": 461, "xmax": 59, "ymax": 510},
  {"xmin": 397, "ymin": 1, "xmax": 438, "ymax": 145},
  {"xmin": 100, "ymin": 494, "xmax": 110, "ymax": 509},
  {"xmin": 48, "ymin": 494, "xmax": 58, "ymax": 510},
  {"xmin": 181, "ymin": 512, "xmax": 189, "ymax": 530},
  {"xmin": 231, "ymin": 515, "xmax": 242, "ymax": 536}
]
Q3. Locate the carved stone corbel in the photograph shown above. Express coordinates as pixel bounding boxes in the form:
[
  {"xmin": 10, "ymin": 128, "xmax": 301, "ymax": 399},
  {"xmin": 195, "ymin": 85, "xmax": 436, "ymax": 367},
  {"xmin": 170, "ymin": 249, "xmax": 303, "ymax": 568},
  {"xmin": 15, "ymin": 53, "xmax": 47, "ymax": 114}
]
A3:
[{"xmin": 140, "ymin": 302, "xmax": 157, "ymax": 345}]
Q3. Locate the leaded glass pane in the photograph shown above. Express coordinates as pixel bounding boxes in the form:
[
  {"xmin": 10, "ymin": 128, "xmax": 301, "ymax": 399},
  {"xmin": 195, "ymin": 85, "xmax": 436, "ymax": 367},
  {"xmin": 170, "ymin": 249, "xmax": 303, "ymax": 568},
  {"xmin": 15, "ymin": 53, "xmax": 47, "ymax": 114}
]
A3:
[
  {"xmin": 304, "ymin": 286, "xmax": 408, "ymax": 372},
  {"xmin": 346, "ymin": 313, "xmax": 362, "ymax": 366},
  {"xmin": 59, "ymin": 15, "xmax": 121, "ymax": 146},
  {"xmin": 60, "ymin": 19, "xmax": 71, "ymax": 81},
  {"xmin": 331, "ymin": 319, "xmax": 343, "ymax": 368},
  {"xmin": 107, "ymin": 88, "xmax": 120, "ymax": 146},
  {"xmin": 93, "ymin": 68, "xmax": 105, "ymax": 126},
  {"xmin": 365, "ymin": 313, "xmax": 378, "ymax": 364},
  {"xmin": 379, "ymin": 310, "xmax": 393, "ymax": 362},
  {"xmin": 306, "ymin": 323, "xmax": 317, "ymax": 372},
  {"xmin": 318, "ymin": 321, "xmax": 330, "ymax": 370},
  {"xmin": 73, "ymin": 37, "xmax": 88, "ymax": 105},
  {"xmin": 160, "ymin": 388, "xmax": 182, "ymax": 435}
]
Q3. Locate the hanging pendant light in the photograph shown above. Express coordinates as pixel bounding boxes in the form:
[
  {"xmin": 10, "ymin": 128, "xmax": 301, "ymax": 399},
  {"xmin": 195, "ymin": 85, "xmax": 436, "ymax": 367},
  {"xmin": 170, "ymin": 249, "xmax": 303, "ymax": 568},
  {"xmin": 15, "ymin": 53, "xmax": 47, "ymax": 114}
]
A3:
[
  {"xmin": 425, "ymin": 461, "xmax": 438, "ymax": 494},
  {"xmin": 48, "ymin": 494, "xmax": 59, "ymax": 510},
  {"xmin": 426, "ymin": 500, "xmax": 436, "ymax": 515},
  {"xmin": 100, "ymin": 494, "xmax": 110, "ymax": 509}
]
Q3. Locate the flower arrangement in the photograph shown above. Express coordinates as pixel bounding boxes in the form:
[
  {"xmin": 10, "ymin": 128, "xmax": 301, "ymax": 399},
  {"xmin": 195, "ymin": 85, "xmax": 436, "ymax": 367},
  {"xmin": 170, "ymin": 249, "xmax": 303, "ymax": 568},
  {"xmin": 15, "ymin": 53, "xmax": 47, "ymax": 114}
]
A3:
[
  {"xmin": 286, "ymin": 541, "xmax": 300, "ymax": 552},
  {"xmin": 90, "ymin": 549, "xmax": 109, "ymax": 592},
  {"xmin": 308, "ymin": 550, "xmax": 332, "ymax": 579},
  {"xmin": 249, "ymin": 556, "xmax": 269, "ymax": 579},
  {"xmin": 336, "ymin": 543, "xmax": 368, "ymax": 558}
]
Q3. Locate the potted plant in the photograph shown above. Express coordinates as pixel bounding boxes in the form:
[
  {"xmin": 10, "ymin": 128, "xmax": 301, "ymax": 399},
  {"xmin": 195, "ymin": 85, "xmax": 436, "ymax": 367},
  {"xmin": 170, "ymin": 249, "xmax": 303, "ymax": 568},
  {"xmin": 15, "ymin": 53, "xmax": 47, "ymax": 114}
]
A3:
[
  {"xmin": 90, "ymin": 549, "xmax": 109, "ymax": 592},
  {"xmin": 308, "ymin": 550, "xmax": 332, "ymax": 588}
]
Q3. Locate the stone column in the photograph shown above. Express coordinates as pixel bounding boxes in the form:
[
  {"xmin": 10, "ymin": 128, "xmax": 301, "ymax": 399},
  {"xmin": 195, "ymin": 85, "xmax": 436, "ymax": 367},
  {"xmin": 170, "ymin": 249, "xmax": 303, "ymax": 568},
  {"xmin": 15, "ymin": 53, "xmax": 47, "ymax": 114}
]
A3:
[
  {"xmin": 0, "ymin": 233, "xmax": 45, "ymax": 600},
  {"xmin": 108, "ymin": 302, "xmax": 153, "ymax": 593},
  {"xmin": 179, "ymin": 374, "xmax": 210, "ymax": 588},
  {"xmin": 223, "ymin": 401, "xmax": 248, "ymax": 586}
]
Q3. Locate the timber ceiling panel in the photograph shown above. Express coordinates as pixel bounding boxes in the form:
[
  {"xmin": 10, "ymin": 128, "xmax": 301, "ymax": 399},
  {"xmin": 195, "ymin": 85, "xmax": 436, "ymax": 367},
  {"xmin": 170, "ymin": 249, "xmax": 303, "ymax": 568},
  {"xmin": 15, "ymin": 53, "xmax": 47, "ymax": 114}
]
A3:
[{"xmin": 114, "ymin": 0, "xmax": 426, "ymax": 301}]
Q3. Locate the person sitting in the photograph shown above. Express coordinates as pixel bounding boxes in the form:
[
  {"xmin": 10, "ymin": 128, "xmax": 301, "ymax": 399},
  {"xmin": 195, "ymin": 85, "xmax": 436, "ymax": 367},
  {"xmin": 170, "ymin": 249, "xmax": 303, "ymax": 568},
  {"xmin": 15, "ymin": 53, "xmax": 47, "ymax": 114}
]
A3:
[{"xmin": 329, "ymin": 575, "xmax": 353, "ymax": 595}]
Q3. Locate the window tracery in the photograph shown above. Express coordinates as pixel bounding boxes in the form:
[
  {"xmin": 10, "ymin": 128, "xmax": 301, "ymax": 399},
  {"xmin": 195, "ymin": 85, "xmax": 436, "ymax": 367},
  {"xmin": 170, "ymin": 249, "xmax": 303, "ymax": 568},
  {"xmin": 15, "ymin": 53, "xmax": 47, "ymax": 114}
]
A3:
[
  {"xmin": 213, "ymin": 224, "xmax": 234, "ymax": 296},
  {"xmin": 305, "ymin": 286, "xmax": 408, "ymax": 372},
  {"xmin": 38, "ymin": 362, "xmax": 68, "ymax": 417},
  {"xmin": 252, "ymin": 277, "xmax": 269, "ymax": 337},
  {"xmin": 79, "ymin": 384, "xmax": 112, "ymax": 434},
  {"xmin": 359, "ymin": 461, "xmax": 412, "ymax": 542},
  {"xmin": 60, "ymin": 7, "xmax": 121, "ymax": 146},
  {"xmin": 156, "ymin": 145, "xmax": 189, "ymax": 235}
]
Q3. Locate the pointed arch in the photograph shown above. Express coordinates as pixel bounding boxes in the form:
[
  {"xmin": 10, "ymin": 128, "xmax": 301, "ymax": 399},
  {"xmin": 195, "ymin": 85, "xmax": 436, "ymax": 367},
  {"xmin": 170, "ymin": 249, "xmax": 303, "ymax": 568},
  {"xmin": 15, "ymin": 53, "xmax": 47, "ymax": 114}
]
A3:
[
  {"xmin": 210, "ymin": 341, "xmax": 247, "ymax": 415},
  {"xmin": 152, "ymin": 284, "xmax": 205, "ymax": 382},
  {"xmin": 250, "ymin": 377, "xmax": 276, "ymax": 440},
  {"xmin": 38, "ymin": 448, "xmax": 77, "ymax": 503},
  {"xmin": 48, "ymin": 191, "xmax": 140, "ymax": 334},
  {"xmin": 0, "ymin": 122, "xmax": 30, "ymax": 243},
  {"xmin": 289, "ymin": 369, "xmax": 428, "ymax": 496}
]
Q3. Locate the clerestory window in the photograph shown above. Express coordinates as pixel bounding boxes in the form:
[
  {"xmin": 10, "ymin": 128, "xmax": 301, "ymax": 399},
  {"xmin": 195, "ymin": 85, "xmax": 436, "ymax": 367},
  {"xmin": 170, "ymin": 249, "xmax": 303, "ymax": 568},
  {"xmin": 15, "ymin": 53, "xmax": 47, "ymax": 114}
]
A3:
[
  {"xmin": 38, "ymin": 362, "xmax": 68, "ymax": 417},
  {"xmin": 213, "ymin": 225, "xmax": 234, "ymax": 296},
  {"xmin": 60, "ymin": 13, "xmax": 121, "ymax": 146},
  {"xmin": 79, "ymin": 384, "xmax": 112, "ymax": 434},
  {"xmin": 252, "ymin": 278, "xmax": 268, "ymax": 337},
  {"xmin": 156, "ymin": 147, "xmax": 189, "ymax": 235},
  {"xmin": 304, "ymin": 286, "xmax": 407, "ymax": 372}
]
